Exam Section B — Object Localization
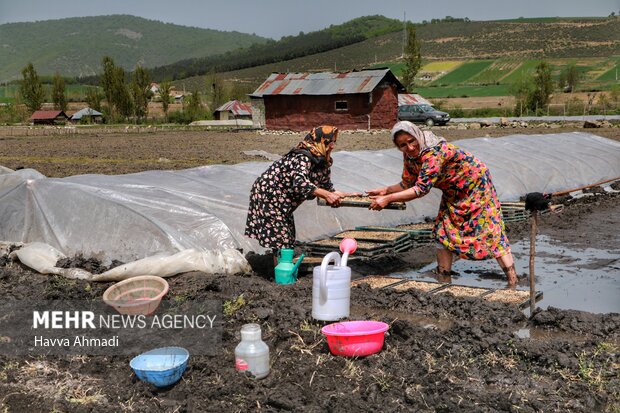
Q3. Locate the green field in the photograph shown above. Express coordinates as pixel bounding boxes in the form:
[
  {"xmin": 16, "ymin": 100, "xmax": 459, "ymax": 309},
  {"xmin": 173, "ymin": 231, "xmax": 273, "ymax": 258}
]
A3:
[
  {"xmin": 500, "ymin": 60, "xmax": 542, "ymax": 83},
  {"xmin": 468, "ymin": 61, "xmax": 521, "ymax": 84},
  {"xmin": 0, "ymin": 84, "xmax": 90, "ymax": 104},
  {"xmin": 430, "ymin": 60, "xmax": 494, "ymax": 85},
  {"xmin": 597, "ymin": 57, "xmax": 620, "ymax": 81}
]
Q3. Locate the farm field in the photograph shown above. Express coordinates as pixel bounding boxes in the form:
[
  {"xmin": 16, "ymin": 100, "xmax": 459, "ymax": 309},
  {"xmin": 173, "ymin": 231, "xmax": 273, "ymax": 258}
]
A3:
[
  {"xmin": 0, "ymin": 126, "xmax": 619, "ymax": 411},
  {"xmin": 429, "ymin": 60, "xmax": 494, "ymax": 85},
  {"xmin": 414, "ymin": 57, "xmax": 620, "ymax": 99},
  {"xmin": 2, "ymin": 125, "xmax": 620, "ymax": 177}
]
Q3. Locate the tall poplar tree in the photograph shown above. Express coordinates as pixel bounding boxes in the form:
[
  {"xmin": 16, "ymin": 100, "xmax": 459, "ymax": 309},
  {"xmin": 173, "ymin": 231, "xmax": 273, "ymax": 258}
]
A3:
[
  {"xmin": 131, "ymin": 65, "xmax": 151, "ymax": 122},
  {"xmin": 52, "ymin": 72, "xmax": 67, "ymax": 111},
  {"xmin": 401, "ymin": 22, "xmax": 422, "ymax": 91},
  {"xmin": 528, "ymin": 61, "xmax": 553, "ymax": 113},
  {"xmin": 159, "ymin": 81, "xmax": 172, "ymax": 121},
  {"xmin": 20, "ymin": 63, "xmax": 44, "ymax": 113}
]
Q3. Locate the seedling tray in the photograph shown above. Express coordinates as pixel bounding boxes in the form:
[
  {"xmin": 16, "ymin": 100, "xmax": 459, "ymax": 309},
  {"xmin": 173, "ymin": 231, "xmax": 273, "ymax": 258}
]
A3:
[
  {"xmin": 391, "ymin": 280, "xmax": 444, "ymax": 293},
  {"xmin": 334, "ymin": 230, "xmax": 410, "ymax": 244},
  {"xmin": 317, "ymin": 195, "xmax": 406, "ymax": 210},
  {"xmin": 351, "ymin": 275, "xmax": 403, "ymax": 289},
  {"xmin": 304, "ymin": 238, "xmax": 387, "ymax": 252}
]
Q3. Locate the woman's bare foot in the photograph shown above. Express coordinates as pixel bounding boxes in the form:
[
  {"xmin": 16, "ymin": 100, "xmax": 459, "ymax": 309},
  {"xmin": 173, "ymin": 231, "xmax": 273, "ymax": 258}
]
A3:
[{"xmin": 502, "ymin": 264, "xmax": 518, "ymax": 286}]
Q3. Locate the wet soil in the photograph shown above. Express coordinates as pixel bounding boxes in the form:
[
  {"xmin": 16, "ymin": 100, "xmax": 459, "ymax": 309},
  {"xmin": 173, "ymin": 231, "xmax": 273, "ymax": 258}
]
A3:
[{"xmin": 0, "ymin": 193, "xmax": 618, "ymax": 412}]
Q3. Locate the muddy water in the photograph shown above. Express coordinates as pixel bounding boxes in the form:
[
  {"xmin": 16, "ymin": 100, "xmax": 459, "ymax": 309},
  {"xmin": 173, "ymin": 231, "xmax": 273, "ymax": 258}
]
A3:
[{"xmin": 391, "ymin": 234, "xmax": 620, "ymax": 314}]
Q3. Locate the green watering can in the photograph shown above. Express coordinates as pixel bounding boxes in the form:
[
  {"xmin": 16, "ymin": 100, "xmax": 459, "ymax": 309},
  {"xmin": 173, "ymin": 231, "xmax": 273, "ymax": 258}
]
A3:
[{"xmin": 274, "ymin": 249, "xmax": 305, "ymax": 285}]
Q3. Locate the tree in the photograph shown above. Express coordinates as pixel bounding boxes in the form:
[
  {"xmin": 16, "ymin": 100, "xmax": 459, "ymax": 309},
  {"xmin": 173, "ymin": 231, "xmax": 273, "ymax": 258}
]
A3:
[
  {"xmin": 205, "ymin": 71, "xmax": 226, "ymax": 109},
  {"xmin": 559, "ymin": 64, "xmax": 579, "ymax": 92},
  {"xmin": 509, "ymin": 76, "xmax": 532, "ymax": 116},
  {"xmin": 100, "ymin": 56, "xmax": 132, "ymax": 120},
  {"xmin": 85, "ymin": 87, "xmax": 103, "ymax": 112},
  {"xmin": 113, "ymin": 68, "xmax": 133, "ymax": 120},
  {"xmin": 20, "ymin": 63, "xmax": 44, "ymax": 113},
  {"xmin": 52, "ymin": 72, "xmax": 67, "ymax": 111},
  {"xmin": 100, "ymin": 56, "xmax": 116, "ymax": 115},
  {"xmin": 401, "ymin": 22, "xmax": 422, "ymax": 91},
  {"xmin": 527, "ymin": 61, "xmax": 553, "ymax": 113},
  {"xmin": 159, "ymin": 81, "xmax": 172, "ymax": 122},
  {"xmin": 131, "ymin": 65, "xmax": 151, "ymax": 123},
  {"xmin": 186, "ymin": 90, "xmax": 202, "ymax": 120}
]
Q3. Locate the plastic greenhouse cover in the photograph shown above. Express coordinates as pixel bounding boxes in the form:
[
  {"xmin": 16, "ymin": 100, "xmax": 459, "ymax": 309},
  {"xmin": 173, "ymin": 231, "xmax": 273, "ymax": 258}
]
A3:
[{"xmin": 0, "ymin": 132, "xmax": 618, "ymax": 262}]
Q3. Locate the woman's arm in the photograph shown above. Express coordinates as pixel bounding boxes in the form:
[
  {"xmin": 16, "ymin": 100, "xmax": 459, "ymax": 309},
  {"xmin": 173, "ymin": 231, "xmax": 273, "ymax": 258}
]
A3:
[{"xmin": 366, "ymin": 182, "xmax": 405, "ymax": 196}]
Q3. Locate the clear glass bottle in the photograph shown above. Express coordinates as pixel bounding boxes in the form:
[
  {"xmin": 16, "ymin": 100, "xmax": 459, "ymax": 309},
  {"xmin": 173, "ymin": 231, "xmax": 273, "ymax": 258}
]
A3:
[{"xmin": 234, "ymin": 323, "xmax": 270, "ymax": 379}]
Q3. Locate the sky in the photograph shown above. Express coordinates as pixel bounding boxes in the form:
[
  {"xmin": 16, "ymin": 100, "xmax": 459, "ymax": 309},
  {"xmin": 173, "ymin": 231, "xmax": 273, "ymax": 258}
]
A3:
[{"xmin": 1, "ymin": 0, "xmax": 619, "ymax": 39}]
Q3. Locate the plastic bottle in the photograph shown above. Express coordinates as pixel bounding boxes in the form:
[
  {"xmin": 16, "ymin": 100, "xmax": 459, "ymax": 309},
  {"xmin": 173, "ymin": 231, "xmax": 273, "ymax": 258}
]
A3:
[{"xmin": 234, "ymin": 323, "xmax": 270, "ymax": 379}]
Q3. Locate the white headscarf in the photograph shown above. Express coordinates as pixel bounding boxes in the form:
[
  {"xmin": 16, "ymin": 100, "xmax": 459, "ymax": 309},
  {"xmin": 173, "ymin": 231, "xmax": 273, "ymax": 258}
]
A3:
[{"xmin": 390, "ymin": 121, "xmax": 446, "ymax": 154}]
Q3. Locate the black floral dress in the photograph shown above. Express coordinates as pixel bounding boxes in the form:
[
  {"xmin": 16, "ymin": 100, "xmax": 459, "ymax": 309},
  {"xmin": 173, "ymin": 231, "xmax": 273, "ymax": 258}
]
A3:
[{"xmin": 245, "ymin": 152, "xmax": 334, "ymax": 249}]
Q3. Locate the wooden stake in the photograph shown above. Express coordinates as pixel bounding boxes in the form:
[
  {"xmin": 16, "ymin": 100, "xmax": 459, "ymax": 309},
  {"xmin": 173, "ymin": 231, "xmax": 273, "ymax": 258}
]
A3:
[{"xmin": 529, "ymin": 211, "xmax": 538, "ymax": 316}]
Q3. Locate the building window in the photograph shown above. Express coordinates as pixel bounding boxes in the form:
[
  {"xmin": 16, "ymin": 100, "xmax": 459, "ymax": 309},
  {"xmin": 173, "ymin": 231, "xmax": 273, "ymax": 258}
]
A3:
[{"xmin": 335, "ymin": 101, "xmax": 348, "ymax": 111}]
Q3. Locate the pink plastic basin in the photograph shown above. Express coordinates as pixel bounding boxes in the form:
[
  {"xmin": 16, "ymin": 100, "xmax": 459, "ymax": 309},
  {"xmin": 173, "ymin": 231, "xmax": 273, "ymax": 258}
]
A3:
[
  {"xmin": 321, "ymin": 320, "xmax": 389, "ymax": 357},
  {"xmin": 103, "ymin": 275, "xmax": 169, "ymax": 316}
]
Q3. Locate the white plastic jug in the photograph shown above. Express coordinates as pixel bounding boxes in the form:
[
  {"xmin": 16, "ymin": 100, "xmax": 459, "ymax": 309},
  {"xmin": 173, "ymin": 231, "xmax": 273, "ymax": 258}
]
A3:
[{"xmin": 312, "ymin": 251, "xmax": 351, "ymax": 321}]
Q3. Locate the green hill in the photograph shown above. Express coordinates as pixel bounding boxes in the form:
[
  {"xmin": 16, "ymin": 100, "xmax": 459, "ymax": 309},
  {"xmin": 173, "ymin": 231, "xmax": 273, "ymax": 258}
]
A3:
[
  {"xmin": 147, "ymin": 15, "xmax": 403, "ymax": 82},
  {"xmin": 0, "ymin": 15, "xmax": 268, "ymax": 82},
  {"xmin": 175, "ymin": 16, "xmax": 619, "ymax": 91}
]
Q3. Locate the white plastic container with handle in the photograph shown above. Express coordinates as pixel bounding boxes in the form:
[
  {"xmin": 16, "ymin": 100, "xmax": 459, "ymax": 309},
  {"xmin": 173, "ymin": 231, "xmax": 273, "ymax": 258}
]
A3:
[{"xmin": 311, "ymin": 238, "xmax": 357, "ymax": 321}]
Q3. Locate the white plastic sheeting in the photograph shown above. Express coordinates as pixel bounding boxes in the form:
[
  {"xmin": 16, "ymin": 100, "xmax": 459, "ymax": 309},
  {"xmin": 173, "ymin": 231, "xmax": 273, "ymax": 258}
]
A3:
[
  {"xmin": 10, "ymin": 242, "xmax": 252, "ymax": 281},
  {"xmin": 1, "ymin": 132, "xmax": 619, "ymax": 261}
]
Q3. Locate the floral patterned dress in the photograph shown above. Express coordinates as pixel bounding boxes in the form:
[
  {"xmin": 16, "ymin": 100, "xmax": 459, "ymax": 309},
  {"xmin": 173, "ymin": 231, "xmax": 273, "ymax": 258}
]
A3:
[
  {"xmin": 245, "ymin": 152, "xmax": 333, "ymax": 249},
  {"xmin": 402, "ymin": 142, "xmax": 510, "ymax": 260}
]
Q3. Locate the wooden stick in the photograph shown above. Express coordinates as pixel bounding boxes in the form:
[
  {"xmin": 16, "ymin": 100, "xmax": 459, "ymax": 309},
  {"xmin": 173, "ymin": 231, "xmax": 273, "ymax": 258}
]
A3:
[
  {"xmin": 529, "ymin": 211, "xmax": 538, "ymax": 317},
  {"xmin": 551, "ymin": 176, "xmax": 620, "ymax": 197}
]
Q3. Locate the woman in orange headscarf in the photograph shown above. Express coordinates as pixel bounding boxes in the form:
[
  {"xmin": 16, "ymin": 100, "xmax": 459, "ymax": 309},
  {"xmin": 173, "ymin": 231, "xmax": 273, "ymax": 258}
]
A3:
[{"xmin": 245, "ymin": 126, "xmax": 358, "ymax": 264}]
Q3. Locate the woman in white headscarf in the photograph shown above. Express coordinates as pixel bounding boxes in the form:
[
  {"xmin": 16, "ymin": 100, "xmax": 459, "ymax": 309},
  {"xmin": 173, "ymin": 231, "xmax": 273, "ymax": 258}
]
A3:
[{"xmin": 367, "ymin": 121, "xmax": 518, "ymax": 285}]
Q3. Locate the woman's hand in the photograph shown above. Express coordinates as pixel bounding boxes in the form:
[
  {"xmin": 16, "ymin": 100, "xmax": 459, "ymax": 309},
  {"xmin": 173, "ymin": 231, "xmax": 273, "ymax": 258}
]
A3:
[
  {"xmin": 323, "ymin": 191, "xmax": 342, "ymax": 207},
  {"xmin": 315, "ymin": 188, "xmax": 342, "ymax": 207},
  {"xmin": 369, "ymin": 195, "xmax": 391, "ymax": 211},
  {"xmin": 366, "ymin": 187, "xmax": 388, "ymax": 196}
]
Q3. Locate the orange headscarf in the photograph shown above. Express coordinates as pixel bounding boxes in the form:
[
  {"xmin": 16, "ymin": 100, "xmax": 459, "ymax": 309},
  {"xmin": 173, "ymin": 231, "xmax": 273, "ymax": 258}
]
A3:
[{"xmin": 293, "ymin": 125, "xmax": 339, "ymax": 166}]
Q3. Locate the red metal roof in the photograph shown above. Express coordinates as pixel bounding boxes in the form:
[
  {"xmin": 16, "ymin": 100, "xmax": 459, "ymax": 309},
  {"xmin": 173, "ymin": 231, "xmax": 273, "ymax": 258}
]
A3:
[
  {"xmin": 250, "ymin": 69, "xmax": 404, "ymax": 97},
  {"xmin": 398, "ymin": 94, "xmax": 432, "ymax": 106},
  {"xmin": 214, "ymin": 100, "xmax": 252, "ymax": 116},
  {"xmin": 30, "ymin": 110, "xmax": 67, "ymax": 120}
]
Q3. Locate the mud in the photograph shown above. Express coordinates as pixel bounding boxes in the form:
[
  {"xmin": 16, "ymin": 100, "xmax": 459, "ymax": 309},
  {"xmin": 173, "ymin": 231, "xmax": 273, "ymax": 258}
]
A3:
[{"xmin": 0, "ymin": 192, "xmax": 619, "ymax": 412}]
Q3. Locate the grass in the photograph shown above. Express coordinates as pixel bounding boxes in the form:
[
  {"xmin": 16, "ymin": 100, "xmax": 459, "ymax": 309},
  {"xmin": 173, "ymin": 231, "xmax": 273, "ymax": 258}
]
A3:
[
  {"xmin": 596, "ymin": 57, "xmax": 620, "ymax": 81},
  {"xmin": 468, "ymin": 60, "xmax": 521, "ymax": 84},
  {"xmin": 223, "ymin": 294, "xmax": 246, "ymax": 317},
  {"xmin": 501, "ymin": 60, "xmax": 543, "ymax": 83},
  {"xmin": 430, "ymin": 60, "xmax": 494, "ymax": 85}
]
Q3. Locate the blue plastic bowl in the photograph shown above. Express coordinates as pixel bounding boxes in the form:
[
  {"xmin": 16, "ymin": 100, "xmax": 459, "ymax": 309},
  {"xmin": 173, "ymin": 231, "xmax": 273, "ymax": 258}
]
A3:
[{"xmin": 130, "ymin": 347, "xmax": 190, "ymax": 388}]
